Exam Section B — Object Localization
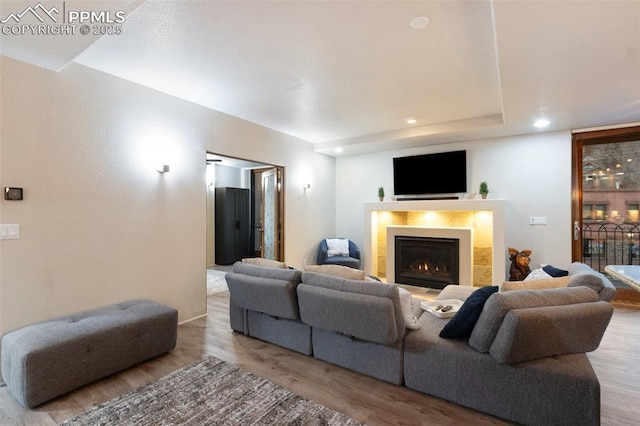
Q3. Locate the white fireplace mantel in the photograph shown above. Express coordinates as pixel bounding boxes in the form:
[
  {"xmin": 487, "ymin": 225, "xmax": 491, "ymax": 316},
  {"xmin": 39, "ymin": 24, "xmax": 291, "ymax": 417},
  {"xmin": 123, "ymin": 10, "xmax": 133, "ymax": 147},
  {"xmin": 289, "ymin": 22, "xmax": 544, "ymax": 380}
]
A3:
[{"xmin": 364, "ymin": 199, "xmax": 506, "ymax": 286}]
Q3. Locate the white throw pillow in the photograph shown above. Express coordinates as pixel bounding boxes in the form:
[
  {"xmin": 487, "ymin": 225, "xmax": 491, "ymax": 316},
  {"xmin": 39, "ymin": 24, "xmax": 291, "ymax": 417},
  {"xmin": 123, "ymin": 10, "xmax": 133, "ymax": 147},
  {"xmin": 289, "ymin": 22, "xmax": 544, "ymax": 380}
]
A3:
[
  {"xmin": 523, "ymin": 268, "xmax": 552, "ymax": 281},
  {"xmin": 397, "ymin": 287, "xmax": 421, "ymax": 329},
  {"xmin": 326, "ymin": 238, "xmax": 350, "ymax": 257}
]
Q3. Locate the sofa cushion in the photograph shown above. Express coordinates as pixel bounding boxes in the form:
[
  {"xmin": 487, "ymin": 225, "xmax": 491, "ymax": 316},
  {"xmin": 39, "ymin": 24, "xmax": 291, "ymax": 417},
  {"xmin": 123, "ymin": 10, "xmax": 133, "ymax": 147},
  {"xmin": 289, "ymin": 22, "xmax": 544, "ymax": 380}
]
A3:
[
  {"xmin": 439, "ymin": 286, "xmax": 498, "ymax": 339},
  {"xmin": 488, "ymin": 301, "xmax": 613, "ymax": 364},
  {"xmin": 226, "ymin": 262, "xmax": 302, "ymax": 320},
  {"xmin": 304, "ymin": 264, "xmax": 366, "ymax": 281},
  {"xmin": 568, "ymin": 273, "xmax": 604, "ymax": 293},
  {"xmin": 242, "ymin": 257, "xmax": 288, "ymax": 269},
  {"xmin": 501, "ymin": 276, "xmax": 571, "ymax": 292},
  {"xmin": 298, "ymin": 272, "xmax": 404, "ymax": 345},
  {"xmin": 567, "ymin": 262, "xmax": 617, "ymax": 302},
  {"xmin": 469, "ymin": 286, "xmax": 599, "ymax": 353}
]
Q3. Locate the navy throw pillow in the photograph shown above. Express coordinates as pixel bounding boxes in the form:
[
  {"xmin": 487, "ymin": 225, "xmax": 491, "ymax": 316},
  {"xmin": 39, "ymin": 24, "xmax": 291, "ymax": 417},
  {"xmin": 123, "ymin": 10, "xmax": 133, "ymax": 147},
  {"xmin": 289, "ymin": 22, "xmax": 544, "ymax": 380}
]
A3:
[
  {"xmin": 439, "ymin": 286, "xmax": 499, "ymax": 339},
  {"xmin": 542, "ymin": 264, "xmax": 569, "ymax": 277}
]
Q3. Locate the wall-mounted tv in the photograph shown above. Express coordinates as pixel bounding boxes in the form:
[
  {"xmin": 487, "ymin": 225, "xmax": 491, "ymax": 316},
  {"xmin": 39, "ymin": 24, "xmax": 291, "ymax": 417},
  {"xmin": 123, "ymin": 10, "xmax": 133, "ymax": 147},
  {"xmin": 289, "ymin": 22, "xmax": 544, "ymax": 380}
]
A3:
[{"xmin": 393, "ymin": 150, "xmax": 467, "ymax": 197}]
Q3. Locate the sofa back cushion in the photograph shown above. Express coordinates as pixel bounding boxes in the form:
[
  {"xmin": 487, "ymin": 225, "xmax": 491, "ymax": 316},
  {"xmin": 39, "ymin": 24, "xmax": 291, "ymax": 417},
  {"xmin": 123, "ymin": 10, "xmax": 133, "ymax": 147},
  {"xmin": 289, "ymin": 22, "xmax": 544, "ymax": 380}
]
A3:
[
  {"xmin": 226, "ymin": 262, "xmax": 302, "ymax": 320},
  {"xmin": 488, "ymin": 301, "xmax": 613, "ymax": 364},
  {"xmin": 469, "ymin": 286, "xmax": 599, "ymax": 353},
  {"xmin": 297, "ymin": 272, "xmax": 404, "ymax": 345}
]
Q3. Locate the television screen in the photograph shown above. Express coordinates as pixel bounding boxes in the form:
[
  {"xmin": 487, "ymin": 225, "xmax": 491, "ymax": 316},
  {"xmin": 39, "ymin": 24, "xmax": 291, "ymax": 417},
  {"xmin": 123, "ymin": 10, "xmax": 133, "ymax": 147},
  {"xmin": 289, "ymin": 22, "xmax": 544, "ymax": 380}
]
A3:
[{"xmin": 393, "ymin": 150, "xmax": 467, "ymax": 196}]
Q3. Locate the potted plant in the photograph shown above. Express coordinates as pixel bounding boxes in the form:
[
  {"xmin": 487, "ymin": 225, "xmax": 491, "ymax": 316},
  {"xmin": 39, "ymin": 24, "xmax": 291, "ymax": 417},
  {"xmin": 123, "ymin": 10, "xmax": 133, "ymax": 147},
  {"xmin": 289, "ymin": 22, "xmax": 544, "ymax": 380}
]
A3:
[
  {"xmin": 378, "ymin": 186, "xmax": 385, "ymax": 201},
  {"xmin": 479, "ymin": 181, "xmax": 489, "ymax": 199}
]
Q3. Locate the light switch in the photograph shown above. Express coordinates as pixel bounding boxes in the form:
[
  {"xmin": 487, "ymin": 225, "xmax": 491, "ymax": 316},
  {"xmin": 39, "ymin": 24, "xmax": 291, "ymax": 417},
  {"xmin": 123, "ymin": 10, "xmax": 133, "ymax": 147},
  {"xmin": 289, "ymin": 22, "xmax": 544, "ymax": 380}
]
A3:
[
  {"xmin": 0, "ymin": 224, "xmax": 19, "ymax": 239},
  {"xmin": 529, "ymin": 216, "xmax": 547, "ymax": 226}
]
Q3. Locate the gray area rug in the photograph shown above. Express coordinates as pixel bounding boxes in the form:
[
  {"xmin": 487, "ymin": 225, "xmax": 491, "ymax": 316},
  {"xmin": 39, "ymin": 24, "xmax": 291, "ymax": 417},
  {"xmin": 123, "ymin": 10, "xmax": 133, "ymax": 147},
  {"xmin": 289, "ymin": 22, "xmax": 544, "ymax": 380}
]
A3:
[
  {"xmin": 61, "ymin": 356, "xmax": 361, "ymax": 425},
  {"xmin": 207, "ymin": 269, "xmax": 228, "ymax": 295}
]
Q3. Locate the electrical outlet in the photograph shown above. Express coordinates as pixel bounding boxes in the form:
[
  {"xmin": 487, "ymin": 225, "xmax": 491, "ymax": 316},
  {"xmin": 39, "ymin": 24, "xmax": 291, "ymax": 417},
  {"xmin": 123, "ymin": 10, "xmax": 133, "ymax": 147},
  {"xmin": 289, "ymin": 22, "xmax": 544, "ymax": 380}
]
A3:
[{"xmin": 529, "ymin": 216, "xmax": 547, "ymax": 226}]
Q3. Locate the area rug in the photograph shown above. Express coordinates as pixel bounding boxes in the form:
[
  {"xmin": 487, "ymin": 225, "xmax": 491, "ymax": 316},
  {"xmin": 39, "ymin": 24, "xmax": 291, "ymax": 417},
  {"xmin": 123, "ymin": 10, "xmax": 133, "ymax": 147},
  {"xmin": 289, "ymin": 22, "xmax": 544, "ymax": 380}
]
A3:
[
  {"xmin": 61, "ymin": 356, "xmax": 361, "ymax": 425},
  {"xmin": 207, "ymin": 269, "xmax": 228, "ymax": 295}
]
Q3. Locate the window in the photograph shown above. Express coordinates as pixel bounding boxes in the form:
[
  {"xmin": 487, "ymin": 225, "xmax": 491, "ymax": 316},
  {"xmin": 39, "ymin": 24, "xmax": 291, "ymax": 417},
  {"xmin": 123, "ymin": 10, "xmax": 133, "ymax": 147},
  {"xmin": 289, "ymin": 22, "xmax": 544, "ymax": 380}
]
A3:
[{"xmin": 583, "ymin": 203, "xmax": 608, "ymax": 220}]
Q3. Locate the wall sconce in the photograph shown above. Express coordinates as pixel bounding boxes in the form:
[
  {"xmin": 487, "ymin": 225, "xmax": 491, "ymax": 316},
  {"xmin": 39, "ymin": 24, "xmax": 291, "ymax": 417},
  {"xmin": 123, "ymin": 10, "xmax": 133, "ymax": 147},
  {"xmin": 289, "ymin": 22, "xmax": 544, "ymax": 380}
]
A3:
[
  {"xmin": 156, "ymin": 164, "xmax": 170, "ymax": 173},
  {"xmin": 303, "ymin": 183, "xmax": 311, "ymax": 190}
]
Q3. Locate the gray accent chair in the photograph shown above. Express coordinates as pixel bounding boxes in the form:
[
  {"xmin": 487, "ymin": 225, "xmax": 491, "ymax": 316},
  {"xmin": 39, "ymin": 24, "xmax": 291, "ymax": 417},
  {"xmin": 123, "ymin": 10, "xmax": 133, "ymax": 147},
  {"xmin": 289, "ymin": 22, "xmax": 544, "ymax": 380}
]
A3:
[{"xmin": 226, "ymin": 262, "xmax": 312, "ymax": 355}]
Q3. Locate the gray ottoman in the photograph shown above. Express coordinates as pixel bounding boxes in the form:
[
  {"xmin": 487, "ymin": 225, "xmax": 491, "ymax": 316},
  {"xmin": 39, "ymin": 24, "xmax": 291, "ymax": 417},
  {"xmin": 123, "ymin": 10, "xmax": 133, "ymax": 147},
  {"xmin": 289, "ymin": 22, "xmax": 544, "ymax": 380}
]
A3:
[{"xmin": 1, "ymin": 299, "xmax": 178, "ymax": 408}]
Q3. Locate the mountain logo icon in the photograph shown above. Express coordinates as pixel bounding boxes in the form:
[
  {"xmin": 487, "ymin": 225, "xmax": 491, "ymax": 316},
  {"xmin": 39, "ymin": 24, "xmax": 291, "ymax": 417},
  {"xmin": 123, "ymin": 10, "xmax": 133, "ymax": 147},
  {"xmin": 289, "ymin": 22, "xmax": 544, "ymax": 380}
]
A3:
[{"xmin": 1, "ymin": 2, "xmax": 60, "ymax": 24}]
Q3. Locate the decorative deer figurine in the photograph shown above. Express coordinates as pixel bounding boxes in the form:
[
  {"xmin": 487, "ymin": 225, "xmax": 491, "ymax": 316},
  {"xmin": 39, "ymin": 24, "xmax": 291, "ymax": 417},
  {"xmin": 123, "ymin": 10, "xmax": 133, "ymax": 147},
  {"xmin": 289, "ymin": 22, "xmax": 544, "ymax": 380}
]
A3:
[{"xmin": 508, "ymin": 247, "xmax": 532, "ymax": 281}]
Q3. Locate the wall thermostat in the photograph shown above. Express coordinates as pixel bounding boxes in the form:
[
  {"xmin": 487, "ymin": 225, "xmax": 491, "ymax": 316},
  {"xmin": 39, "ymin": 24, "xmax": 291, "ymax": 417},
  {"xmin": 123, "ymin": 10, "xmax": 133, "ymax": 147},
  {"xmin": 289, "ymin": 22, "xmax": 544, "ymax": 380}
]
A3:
[{"xmin": 4, "ymin": 187, "xmax": 23, "ymax": 200}]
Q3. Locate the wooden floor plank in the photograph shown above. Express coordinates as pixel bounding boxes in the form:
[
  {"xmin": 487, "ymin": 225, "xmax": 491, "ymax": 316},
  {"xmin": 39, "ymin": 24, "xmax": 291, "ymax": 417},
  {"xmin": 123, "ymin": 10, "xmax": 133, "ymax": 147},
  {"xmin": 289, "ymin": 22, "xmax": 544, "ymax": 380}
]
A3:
[{"xmin": 0, "ymin": 290, "xmax": 638, "ymax": 425}]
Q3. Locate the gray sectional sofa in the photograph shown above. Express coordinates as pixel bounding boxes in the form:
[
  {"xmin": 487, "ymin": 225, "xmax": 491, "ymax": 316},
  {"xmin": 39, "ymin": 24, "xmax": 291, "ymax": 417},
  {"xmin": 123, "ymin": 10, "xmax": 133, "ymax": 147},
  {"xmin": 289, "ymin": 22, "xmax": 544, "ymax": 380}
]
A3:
[{"xmin": 226, "ymin": 261, "xmax": 616, "ymax": 425}]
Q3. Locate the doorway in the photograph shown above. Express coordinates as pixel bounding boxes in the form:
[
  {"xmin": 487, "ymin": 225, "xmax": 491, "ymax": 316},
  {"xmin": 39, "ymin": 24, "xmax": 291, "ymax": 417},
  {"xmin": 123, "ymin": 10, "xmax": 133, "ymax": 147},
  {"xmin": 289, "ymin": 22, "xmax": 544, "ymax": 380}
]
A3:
[
  {"xmin": 572, "ymin": 125, "xmax": 640, "ymax": 306},
  {"xmin": 206, "ymin": 153, "xmax": 285, "ymax": 267}
]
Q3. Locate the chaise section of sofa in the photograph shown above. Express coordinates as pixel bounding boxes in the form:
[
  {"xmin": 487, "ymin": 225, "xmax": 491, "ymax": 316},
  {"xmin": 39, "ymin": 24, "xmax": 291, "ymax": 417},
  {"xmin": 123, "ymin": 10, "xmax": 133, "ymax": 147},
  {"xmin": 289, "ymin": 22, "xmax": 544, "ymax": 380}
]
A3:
[
  {"xmin": 225, "ymin": 261, "xmax": 312, "ymax": 355},
  {"xmin": 297, "ymin": 271, "xmax": 406, "ymax": 385},
  {"xmin": 405, "ymin": 286, "xmax": 613, "ymax": 426}
]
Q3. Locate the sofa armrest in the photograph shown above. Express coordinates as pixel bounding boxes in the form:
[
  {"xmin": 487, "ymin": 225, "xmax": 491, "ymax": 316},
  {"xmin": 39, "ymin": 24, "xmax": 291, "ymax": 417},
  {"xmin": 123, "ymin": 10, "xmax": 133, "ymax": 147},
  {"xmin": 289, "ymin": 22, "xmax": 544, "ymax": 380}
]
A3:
[
  {"xmin": 489, "ymin": 301, "xmax": 613, "ymax": 364},
  {"xmin": 437, "ymin": 285, "xmax": 476, "ymax": 301}
]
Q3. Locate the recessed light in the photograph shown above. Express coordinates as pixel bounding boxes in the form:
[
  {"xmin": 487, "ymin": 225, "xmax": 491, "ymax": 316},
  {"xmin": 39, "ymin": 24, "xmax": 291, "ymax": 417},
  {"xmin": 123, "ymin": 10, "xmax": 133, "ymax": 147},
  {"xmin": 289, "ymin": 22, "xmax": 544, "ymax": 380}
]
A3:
[
  {"xmin": 534, "ymin": 119, "xmax": 550, "ymax": 128},
  {"xmin": 410, "ymin": 16, "xmax": 431, "ymax": 30},
  {"xmin": 334, "ymin": 147, "xmax": 343, "ymax": 153},
  {"xmin": 405, "ymin": 117, "xmax": 418, "ymax": 124}
]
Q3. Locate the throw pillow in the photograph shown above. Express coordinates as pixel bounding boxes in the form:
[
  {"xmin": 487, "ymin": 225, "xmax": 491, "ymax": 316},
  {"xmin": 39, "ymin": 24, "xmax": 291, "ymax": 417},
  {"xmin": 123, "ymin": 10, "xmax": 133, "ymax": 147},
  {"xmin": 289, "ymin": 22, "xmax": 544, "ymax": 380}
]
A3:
[
  {"xmin": 304, "ymin": 264, "xmax": 366, "ymax": 281},
  {"xmin": 326, "ymin": 238, "xmax": 350, "ymax": 257},
  {"xmin": 542, "ymin": 264, "xmax": 569, "ymax": 277},
  {"xmin": 241, "ymin": 257, "xmax": 288, "ymax": 269},
  {"xmin": 397, "ymin": 287, "xmax": 421, "ymax": 329},
  {"xmin": 523, "ymin": 268, "xmax": 552, "ymax": 281},
  {"xmin": 439, "ymin": 286, "xmax": 499, "ymax": 339}
]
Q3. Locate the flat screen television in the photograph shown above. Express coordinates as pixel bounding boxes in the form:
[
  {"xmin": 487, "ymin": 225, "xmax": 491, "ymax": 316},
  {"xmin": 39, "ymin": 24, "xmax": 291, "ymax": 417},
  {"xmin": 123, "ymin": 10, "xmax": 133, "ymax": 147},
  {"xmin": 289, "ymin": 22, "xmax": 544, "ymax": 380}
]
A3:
[{"xmin": 393, "ymin": 150, "xmax": 467, "ymax": 196}]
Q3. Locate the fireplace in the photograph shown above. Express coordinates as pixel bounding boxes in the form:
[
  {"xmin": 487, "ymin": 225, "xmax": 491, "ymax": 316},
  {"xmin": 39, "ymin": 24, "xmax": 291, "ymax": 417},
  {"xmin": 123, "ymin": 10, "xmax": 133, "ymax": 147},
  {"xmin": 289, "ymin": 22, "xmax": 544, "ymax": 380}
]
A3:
[{"xmin": 394, "ymin": 236, "xmax": 459, "ymax": 289}]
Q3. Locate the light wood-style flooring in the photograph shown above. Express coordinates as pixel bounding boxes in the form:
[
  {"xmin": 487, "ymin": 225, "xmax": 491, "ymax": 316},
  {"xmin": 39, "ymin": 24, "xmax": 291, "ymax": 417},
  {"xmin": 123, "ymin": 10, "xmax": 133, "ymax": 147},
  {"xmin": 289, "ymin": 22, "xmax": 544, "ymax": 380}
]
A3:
[{"xmin": 1, "ymin": 290, "xmax": 639, "ymax": 425}]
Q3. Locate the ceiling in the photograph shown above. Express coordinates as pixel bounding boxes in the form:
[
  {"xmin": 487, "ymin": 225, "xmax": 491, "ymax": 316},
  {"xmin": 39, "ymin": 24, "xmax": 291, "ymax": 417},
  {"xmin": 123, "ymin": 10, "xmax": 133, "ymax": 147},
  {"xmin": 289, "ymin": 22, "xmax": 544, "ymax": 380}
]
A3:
[{"xmin": 1, "ymin": 0, "xmax": 639, "ymax": 156}]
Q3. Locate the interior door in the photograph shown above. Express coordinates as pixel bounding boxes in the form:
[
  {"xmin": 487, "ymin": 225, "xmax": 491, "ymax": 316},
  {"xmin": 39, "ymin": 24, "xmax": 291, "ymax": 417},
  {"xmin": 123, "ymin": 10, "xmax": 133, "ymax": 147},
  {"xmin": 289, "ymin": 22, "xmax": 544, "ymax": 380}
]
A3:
[
  {"xmin": 262, "ymin": 169, "xmax": 276, "ymax": 259},
  {"xmin": 253, "ymin": 167, "xmax": 284, "ymax": 261}
]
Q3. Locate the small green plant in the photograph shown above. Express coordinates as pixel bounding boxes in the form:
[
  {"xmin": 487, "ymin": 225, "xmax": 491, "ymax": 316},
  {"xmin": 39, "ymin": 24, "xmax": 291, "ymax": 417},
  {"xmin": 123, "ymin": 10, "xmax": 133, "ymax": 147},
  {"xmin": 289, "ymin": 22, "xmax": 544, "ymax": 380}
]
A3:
[
  {"xmin": 378, "ymin": 186, "xmax": 385, "ymax": 200},
  {"xmin": 479, "ymin": 181, "xmax": 489, "ymax": 198}
]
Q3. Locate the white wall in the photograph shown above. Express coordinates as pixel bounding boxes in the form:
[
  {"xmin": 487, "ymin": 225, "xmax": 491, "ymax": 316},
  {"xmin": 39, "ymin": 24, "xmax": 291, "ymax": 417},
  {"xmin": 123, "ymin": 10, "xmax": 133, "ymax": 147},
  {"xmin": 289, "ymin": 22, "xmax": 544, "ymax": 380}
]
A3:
[
  {"xmin": 335, "ymin": 131, "xmax": 573, "ymax": 278},
  {"xmin": 0, "ymin": 57, "xmax": 335, "ymax": 340}
]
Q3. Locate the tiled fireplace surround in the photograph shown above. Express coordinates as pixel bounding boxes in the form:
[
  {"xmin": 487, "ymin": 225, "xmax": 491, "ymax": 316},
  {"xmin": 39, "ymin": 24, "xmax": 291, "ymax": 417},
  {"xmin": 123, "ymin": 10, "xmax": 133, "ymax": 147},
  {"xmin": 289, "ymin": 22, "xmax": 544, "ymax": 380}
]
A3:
[{"xmin": 363, "ymin": 199, "xmax": 506, "ymax": 287}]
